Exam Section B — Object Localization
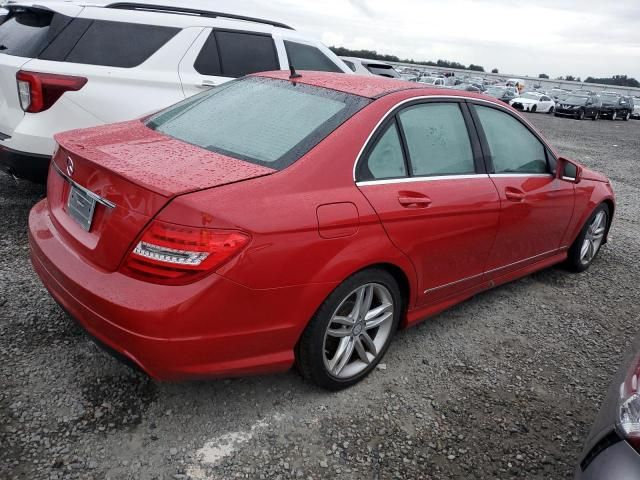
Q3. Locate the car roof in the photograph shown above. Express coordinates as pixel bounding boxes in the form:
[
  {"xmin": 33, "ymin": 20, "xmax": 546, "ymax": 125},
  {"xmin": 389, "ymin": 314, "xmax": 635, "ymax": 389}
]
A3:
[{"xmin": 255, "ymin": 71, "xmax": 493, "ymax": 101}]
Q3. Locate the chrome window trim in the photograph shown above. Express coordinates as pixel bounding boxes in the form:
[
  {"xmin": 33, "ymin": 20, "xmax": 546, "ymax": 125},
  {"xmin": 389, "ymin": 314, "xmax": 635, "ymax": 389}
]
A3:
[
  {"xmin": 53, "ymin": 162, "xmax": 116, "ymax": 209},
  {"xmin": 490, "ymin": 173, "xmax": 553, "ymax": 178},
  {"xmin": 357, "ymin": 173, "xmax": 488, "ymax": 187},
  {"xmin": 352, "ymin": 94, "xmax": 551, "ymax": 183}
]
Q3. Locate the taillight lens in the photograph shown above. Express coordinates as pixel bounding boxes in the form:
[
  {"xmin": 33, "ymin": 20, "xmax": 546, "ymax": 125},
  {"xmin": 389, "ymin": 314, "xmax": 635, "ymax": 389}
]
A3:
[
  {"xmin": 16, "ymin": 71, "xmax": 87, "ymax": 113},
  {"xmin": 121, "ymin": 220, "xmax": 250, "ymax": 285},
  {"xmin": 618, "ymin": 353, "xmax": 640, "ymax": 451}
]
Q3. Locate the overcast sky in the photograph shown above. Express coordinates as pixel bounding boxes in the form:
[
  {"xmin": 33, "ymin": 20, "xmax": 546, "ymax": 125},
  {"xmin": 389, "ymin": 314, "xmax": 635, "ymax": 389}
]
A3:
[{"xmin": 216, "ymin": 0, "xmax": 640, "ymax": 79}]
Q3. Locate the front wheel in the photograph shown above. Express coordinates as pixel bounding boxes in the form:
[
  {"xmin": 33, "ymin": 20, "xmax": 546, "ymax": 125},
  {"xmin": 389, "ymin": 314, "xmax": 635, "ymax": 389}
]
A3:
[
  {"xmin": 531, "ymin": 105, "xmax": 537, "ymax": 113},
  {"xmin": 548, "ymin": 106, "xmax": 555, "ymax": 114},
  {"xmin": 624, "ymin": 112, "xmax": 631, "ymax": 121},
  {"xmin": 577, "ymin": 109, "xmax": 585, "ymax": 120},
  {"xmin": 296, "ymin": 268, "xmax": 402, "ymax": 390},
  {"xmin": 566, "ymin": 204, "xmax": 610, "ymax": 272},
  {"xmin": 611, "ymin": 111, "xmax": 617, "ymax": 121},
  {"xmin": 592, "ymin": 111, "xmax": 599, "ymax": 121}
]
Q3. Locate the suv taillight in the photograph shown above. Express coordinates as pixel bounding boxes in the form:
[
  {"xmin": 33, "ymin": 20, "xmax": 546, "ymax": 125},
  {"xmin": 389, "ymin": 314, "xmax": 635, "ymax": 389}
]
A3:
[
  {"xmin": 618, "ymin": 353, "xmax": 640, "ymax": 451},
  {"xmin": 16, "ymin": 71, "xmax": 87, "ymax": 113},
  {"xmin": 121, "ymin": 220, "xmax": 250, "ymax": 285}
]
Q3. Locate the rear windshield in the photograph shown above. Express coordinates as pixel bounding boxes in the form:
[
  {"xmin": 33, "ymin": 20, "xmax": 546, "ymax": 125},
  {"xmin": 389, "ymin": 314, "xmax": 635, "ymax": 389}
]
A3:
[
  {"xmin": 146, "ymin": 77, "xmax": 370, "ymax": 170},
  {"xmin": 0, "ymin": 8, "xmax": 70, "ymax": 57}
]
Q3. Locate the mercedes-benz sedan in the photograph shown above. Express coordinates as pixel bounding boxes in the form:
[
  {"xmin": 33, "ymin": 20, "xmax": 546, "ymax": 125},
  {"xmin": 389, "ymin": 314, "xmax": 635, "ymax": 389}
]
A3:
[{"xmin": 29, "ymin": 72, "xmax": 615, "ymax": 390}]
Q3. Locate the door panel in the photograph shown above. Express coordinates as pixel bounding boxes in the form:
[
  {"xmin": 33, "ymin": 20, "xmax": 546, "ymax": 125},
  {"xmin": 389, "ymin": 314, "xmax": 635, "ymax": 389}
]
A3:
[
  {"xmin": 359, "ymin": 177, "xmax": 501, "ymax": 303},
  {"xmin": 471, "ymin": 103, "xmax": 576, "ymax": 278},
  {"xmin": 486, "ymin": 174, "xmax": 575, "ymax": 276}
]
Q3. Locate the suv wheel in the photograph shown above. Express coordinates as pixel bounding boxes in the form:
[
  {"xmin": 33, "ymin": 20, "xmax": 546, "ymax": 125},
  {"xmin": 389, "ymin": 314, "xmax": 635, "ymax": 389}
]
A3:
[
  {"xmin": 577, "ymin": 109, "xmax": 585, "ymax": 120},
  {"xmin": 592, "ymin": 111, "xmax": 599, "ymax": 121},
  {"xmin": 624, "ymin": 112, "xmax": 631, "ymax": 121},
  {"xmin": 296, "ymin": 268, "xmax": 402, "ymax": 390},
  {"xmin": 611, "ymin": 111, "xmax": 617, "ymax": 120}
]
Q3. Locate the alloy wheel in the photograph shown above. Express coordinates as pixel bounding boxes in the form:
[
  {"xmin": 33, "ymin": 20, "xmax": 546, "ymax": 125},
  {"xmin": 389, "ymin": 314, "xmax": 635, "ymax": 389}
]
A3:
[
  {"xmin": 580, "ymin": 210, "xmax": 607, "ymax": 265},
  {"xmin": 322, "ymin": 283, "xmax": 394, "ymax": 379},
  {"xmin": 612, "ymin": 111, "xmax": 617, "ymax": 120}
]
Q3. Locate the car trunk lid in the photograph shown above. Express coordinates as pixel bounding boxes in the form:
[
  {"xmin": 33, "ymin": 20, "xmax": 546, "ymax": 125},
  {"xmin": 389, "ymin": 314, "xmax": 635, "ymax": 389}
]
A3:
[{"xmin": 48, "ymin": 120, "xmax": 275, "ymax": 271}]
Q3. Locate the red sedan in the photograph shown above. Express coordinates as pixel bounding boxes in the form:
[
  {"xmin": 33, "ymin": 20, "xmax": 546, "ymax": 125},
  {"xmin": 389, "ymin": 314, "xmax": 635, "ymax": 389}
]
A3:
[{"xmin": 29, "ymin": 72, "xmax": 615, "ymax": 390}]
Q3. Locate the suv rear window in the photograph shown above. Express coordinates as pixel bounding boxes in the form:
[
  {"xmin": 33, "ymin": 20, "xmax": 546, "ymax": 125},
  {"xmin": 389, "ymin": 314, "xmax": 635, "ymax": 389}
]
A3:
[
  {"xmin": 365, "ymin": 64, "xmax": 400, "ymax": 78},
  {"xmin": 62, "ymin": 20, "xmax": 179, "ymax": 68},
  {"xmin": 146, "ymin": 77, "xmax": 370, "ymax": 170},
  {"xmin": 0, "ymin": 8, "xmax": 71, "ymax": 57},
  {"xmin": 1, "ymin": 10, "xmax": 179, "ymax": 67}
]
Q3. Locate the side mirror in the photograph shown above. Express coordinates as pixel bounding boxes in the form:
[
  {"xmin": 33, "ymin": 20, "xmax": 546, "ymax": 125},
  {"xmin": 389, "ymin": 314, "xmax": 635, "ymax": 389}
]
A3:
[{"xmin": 557, "ymin": 157, "xmax": 582, "ymax": 184}]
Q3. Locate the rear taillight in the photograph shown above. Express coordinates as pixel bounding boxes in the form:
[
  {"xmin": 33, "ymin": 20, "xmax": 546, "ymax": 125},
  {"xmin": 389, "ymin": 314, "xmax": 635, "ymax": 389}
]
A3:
[
  {"xmin": 16, "ymin": 71, "xmax": 87, "ymax": 113},
  {"xmin": 121, "ymin": 220, "xmax": 250, "ymax": 285},
  {"xmin": 618, "ymin": 353, "xmax": 640, "ymax": 451}
]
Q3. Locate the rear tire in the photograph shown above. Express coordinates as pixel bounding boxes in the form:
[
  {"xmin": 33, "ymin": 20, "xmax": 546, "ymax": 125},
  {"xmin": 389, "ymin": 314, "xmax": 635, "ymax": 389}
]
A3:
[
  {"xmin": 592, "ymin": 111, "xmax": 599, "ymax": 121},
  {"xmin": 624, "ymin": 112, "xmax": 630, "ymax": 121},
  {"xmin": 295, "ymin": 268, "xmax": 402, "ymax": 390},
  {"xmin": 566, "ymin": 204, "xmax": 610, "ymax": 273}
]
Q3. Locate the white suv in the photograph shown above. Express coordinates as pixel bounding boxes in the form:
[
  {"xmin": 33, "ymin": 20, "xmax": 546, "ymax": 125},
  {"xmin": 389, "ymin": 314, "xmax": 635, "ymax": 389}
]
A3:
[{"xmin": 0, "ymin": 1, "xmax": 351, "ymax": 181}]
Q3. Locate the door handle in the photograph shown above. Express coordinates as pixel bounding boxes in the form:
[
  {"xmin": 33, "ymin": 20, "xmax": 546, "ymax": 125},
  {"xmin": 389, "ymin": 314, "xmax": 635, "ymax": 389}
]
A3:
[
  {"xmin": 398, "ymin": 195, "xmax": 432, "ymax": 208},
  {"xmin": 505, "ymin": 188, "xmax": 525, "ymax": 202},
  {"xmin": 197, "ymin": 80, "xmax": 217, "ymax": 89}
]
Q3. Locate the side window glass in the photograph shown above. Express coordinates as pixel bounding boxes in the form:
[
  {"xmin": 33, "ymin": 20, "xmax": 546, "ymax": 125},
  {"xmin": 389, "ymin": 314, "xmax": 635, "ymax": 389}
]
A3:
[
  {"xmin": 361, "ymin": 121, "xmax": 407, "ymax": 181},
  {"xmin": 215, "ymin": 31, "xmax": 279, "ymax": 78},
  {"xmin": 475, "ymin": 105, "xmax": 548, "ymax": 174},
  {"xmin": 64, "ymin": 20, "xmax": 179, "ymax": 68},
  {"xmin": 194, "ymin": 31, "xmax": 221, "ymax": 76},
  {"xmin": 284, "ymin": 41, "xmax": 342, "ymax": 73},
  {"xmin": 398, "ymin": 103, "xmax": 475, "ymax": 176}
]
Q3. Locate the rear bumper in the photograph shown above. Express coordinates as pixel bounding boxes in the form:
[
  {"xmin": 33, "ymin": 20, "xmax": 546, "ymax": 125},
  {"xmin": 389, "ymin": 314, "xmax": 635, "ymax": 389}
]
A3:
[
  {"xmin": 0, "ymin": 144, "xmax": 50, "ymax": 183},
  {"xmin": 28, "ymin": 199, "xmax": 331, "ymax": 380}
]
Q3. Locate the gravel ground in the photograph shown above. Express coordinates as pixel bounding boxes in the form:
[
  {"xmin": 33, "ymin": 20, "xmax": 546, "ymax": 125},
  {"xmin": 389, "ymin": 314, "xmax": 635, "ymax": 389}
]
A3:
[{"xmin": 1, "ymin": 114, "xmax": 639, "ymax": 480}]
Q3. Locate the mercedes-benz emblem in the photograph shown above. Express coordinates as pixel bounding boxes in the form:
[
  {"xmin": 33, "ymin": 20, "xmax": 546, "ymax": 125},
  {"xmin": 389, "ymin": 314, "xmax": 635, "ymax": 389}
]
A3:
[{"xmin": 66, "ymin": 156, "xmax": 74, "ymax": 177}]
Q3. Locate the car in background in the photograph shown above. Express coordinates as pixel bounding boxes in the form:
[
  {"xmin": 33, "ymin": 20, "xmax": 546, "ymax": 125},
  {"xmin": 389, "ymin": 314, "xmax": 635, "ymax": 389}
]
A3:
[
  {"xmin": 484, "ymin": 85, "xmax": 518, "ymax": 104},
  {"xmin": 599, "ymin": 92, "xmax": 634, "ymax": 121},
  {"xmin": 555, "ymin": 94, "xmax": 601, "ymax": 120},
  {"xmin": 340, "ymin": 57, "xmax": 400, "ymax": 79},
  {"xmin": 418, "ymin": 76, "xmax": 446, "ymax": 87},
  {"xmin": 575, "ymin": 339, "xmax": 640, "ymax": 479},
  {"xmin": 29, "ymin": 71, "xmax": 614, "ymax": 390},
  {"xmin": 0, "ymin": 1, "xmax": 350, "ymax": 182},
  {"xmin": 0, "ymin": 7, "xmax": 7, "ymax": 23},
  {"xmin": 452, "ymin": 83, "xmax": 481, "ymax": 92},
  {"xmin": 633, "ymin": 97, "xmax": 640, "ymax": 119},
  {"xmin": 510, "ymin": 92, "xmax": 555, "ymax": 113},
  {"xmin": 550, "ymin": 88, "xmax": 572, "ymax": 102}
]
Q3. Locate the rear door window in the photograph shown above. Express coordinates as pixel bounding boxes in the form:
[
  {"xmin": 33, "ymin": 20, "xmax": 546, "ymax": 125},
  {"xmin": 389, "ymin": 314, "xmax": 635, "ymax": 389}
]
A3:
[
  {"xmin": 147, "ymin": 77, "xmax": 370, "ymax": 170},
  {"xmin": 0, "ymin": 8, "xmax": 71, "ymax": 58},
  {"xmin": 284, "ymin": 41, "xmax": 342, "ymax": 72},
  {"xmin": 194, "ymin": 30, "xmax": 279, "ymax": 77},
  {"xmin": 398, "ymin": 103, "xmax": 475, "ymax": 176}
]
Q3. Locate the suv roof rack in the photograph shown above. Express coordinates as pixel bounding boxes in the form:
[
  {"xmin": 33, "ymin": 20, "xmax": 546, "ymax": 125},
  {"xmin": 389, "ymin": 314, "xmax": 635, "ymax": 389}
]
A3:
[{"xmin": 105, "ymin": 3, "xmax": 295, "ymax": 30}]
